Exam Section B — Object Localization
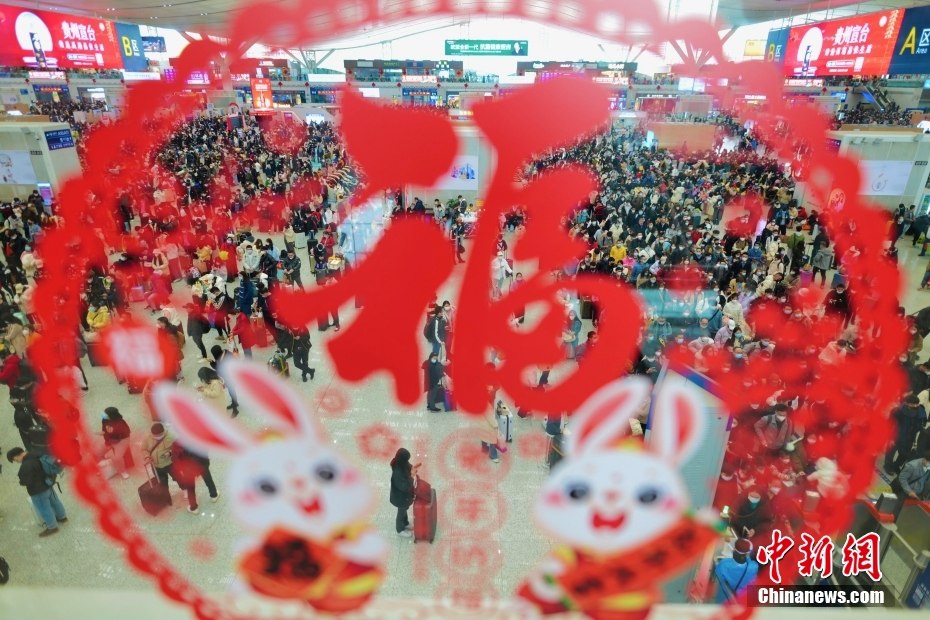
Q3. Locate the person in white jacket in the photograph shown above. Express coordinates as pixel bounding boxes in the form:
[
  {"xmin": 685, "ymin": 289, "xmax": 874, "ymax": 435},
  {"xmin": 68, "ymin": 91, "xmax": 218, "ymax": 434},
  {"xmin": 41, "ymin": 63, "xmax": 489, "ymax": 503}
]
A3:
[
  {"xmin": 491, "ymin": 252, "xmax": 513, "ymax": 299},
  {"xmin": 240, "ymin": 243, "xmax": 260, "ymax": 277}
]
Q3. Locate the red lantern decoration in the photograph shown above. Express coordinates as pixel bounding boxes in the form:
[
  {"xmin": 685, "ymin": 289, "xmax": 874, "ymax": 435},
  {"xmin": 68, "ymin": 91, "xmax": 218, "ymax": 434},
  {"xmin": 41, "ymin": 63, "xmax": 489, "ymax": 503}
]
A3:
[
  {"xmin": 92, "ymin": 78, "xmax": 97, "ymax": 84},
  {"xmin": 372, "ymin": 82, "xmax": 376, "ymax": 87},
  {"xmin": 24, "ymin": 78, "xmax": 29, "ymax": 84},
  {"xmin": 656, "ymin": 84, "xmax": 661, "ymax": 90},
  {"xmin": 396, "ymin": 82, "xmax": 401, "ymax": 87},
  {"xmin": 278, "ymin": 81, "xmax": 283, "ymax": 87},
  {"xmin": 821, "ymin": 87, "xmax": 827, "ymax": 94},
  {"xmin": 305, "ymin": 81, "xmax": 310, "ymax": 87},
  {"xmin": 464, "ymin": 83, "xmax": 469, "ymax": 88}
]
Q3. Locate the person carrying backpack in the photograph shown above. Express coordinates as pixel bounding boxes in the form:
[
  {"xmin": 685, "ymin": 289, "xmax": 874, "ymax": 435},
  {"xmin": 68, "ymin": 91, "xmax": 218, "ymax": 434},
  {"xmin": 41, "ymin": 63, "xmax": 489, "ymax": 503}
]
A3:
[{"xmin": 6, "ymin": 446, "xmax": 67, "ymax": 537}]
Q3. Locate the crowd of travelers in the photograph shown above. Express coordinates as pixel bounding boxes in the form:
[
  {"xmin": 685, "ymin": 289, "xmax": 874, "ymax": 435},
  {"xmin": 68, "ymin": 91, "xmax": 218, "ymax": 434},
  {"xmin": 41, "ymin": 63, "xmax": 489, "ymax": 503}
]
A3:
[{"xmin": 0, "ymin": 102, "xmax": 926, "ymax": 610}]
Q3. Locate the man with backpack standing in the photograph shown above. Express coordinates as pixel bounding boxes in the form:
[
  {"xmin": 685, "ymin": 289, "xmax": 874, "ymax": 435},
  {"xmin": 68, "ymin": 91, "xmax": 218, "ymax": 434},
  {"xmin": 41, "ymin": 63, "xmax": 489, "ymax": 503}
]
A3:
[{"xmin": 6, "ymin": 446, "xmax": 67, "ymax": 537}]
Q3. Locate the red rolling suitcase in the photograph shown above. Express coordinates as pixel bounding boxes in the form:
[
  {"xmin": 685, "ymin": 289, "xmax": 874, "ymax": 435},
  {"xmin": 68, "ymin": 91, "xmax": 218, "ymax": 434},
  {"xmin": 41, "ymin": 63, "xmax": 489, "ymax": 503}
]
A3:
[
  {"xmin": 138, "ymin": 462, "xmax": 172, "ymax": 516},
  {"xmin": 412, "ymin": 477, "xmax": 437, "ymax": 543}
]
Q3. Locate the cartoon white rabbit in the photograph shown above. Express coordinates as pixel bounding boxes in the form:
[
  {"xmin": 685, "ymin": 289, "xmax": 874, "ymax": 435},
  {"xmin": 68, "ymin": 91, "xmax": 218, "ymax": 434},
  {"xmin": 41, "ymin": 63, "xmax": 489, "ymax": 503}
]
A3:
[
  {"xmin": 516, "ymin": 376, "xmax": 723, "ymax": 620},
  {"xmin": 152, "ymin": 359, "xmax": 387, "ymax": 613}
]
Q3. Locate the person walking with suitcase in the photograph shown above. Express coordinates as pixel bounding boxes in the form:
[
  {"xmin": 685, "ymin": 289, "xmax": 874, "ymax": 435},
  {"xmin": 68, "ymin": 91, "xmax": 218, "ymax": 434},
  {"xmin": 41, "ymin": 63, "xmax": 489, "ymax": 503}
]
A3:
[
  {"xmin": 389, "ymin": 448, "xmax": 420, "ymax": 538},
  {"xmin": 142, "ymin": 423, "xmax": 176, "ymax": 489},
  {"xmin": 6, "ymin": 447, "xmax": 67, "ymax": 537}
]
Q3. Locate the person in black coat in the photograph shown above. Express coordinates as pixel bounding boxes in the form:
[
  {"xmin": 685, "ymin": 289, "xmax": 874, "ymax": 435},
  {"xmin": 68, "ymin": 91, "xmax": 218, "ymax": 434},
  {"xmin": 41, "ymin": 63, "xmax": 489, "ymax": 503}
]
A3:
[
  {"xmin": 389, "ymin": 448, "xmax": 420, "ymax": 537},
  {"xmin": 729, "ymin": 490, "xmax": 773, "ymax": 545},
  {"xmin": 186, "ymin": 302, "xmax": 210, "ymax": 361},
  {"xmin": 885, "ymin": 395, "xmax": 928, "ymax": 473},
  {"xmin": 424, "ymin": 352, "xmax": 446, "ymax": 412},
  {"xmin": 291, "ymin": 327, "xmax": 316, "ymax": 382},
  {"xmin": 7, "ymin": 447, "xmax": 67, "ymax": 536}
]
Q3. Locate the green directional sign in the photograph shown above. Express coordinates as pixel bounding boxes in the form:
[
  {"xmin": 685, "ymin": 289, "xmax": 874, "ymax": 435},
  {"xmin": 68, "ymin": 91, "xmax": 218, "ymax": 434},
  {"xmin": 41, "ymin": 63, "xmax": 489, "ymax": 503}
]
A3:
[{"xmin": 445, "ymin": 40, "xmax": 528, "ymax": 56}]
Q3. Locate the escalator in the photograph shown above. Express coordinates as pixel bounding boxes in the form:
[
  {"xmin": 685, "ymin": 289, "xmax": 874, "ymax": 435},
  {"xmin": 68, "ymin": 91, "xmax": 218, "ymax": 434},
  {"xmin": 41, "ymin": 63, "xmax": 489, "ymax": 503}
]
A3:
[{"xmin": 863, "ymin": 84, "xmax": 893, "ymax": 111}]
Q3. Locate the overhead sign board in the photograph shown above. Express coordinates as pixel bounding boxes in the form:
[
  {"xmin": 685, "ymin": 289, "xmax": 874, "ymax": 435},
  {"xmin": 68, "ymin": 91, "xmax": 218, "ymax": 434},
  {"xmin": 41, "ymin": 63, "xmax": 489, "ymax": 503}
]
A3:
[
  {"xmin": 44, "ymin": 128, "xmax": 75, "ymax": 151},
  {"xmin": 115, "ymin": 22, "xmax": 146, "ymax": 71},
  {"xmin": 250, "ymin": 77, "xmax": 273, "ymax": 110},
  {"xmin": 888, "ymin": 6, "xmax": 930, "ymax": 75},
  {"xmin": 28, "ymin": 70, "xmax": 65, "ymax": 80},
  {"xmin": 0, "ymin": 3, "xmax": 124, "ymax": 69},
  {"xmin": 784, "ymin": 9, "xmax": 904, "ymax": 77},
  {"xmin": 402, "ymin": 75, "xmax": 437, "ymax": 84},
  {"xmin": 445, "ymin": 40, "xmax": 528, "ymax": 56},
  {"xmin": 765, "ymin": 27, "xmax": 790, "ymax": 64},
  {"xmin": 141, "ymin": 36, "xmax": 166, "ymax": 53},
  {"xmin": 744, "ymin": 39, "xmax": 766, "ymax": 58}
]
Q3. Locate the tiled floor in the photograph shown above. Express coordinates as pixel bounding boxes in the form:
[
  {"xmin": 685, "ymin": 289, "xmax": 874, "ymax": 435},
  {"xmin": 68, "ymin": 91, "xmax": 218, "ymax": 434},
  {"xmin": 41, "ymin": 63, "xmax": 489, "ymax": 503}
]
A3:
[{"xmin": 0, "ymin": 226, "xmax": 926, "ymax": 611}]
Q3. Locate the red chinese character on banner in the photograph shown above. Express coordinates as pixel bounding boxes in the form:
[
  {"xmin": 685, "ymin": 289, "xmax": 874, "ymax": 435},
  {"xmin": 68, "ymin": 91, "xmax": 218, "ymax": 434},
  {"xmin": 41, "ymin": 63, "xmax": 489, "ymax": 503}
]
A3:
[
  {"xmin": 797, "ymin": 533, "xmax": 835, "ymax": 579},
  {"xmin": 756, "ymin": 529, "xmax": 795, "ymax": 584},
  {"xmin": 841, "ymin": 532, "xmax": 882, "ymax": 581},
  {"xmin": 276, "ymin": 77, "xmax": 644, "ymax": 415}
]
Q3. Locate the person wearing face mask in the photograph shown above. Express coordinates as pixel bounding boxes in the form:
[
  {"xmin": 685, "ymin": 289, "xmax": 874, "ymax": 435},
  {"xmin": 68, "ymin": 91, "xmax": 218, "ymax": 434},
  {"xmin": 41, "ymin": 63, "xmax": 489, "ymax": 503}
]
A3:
[
  {"xmin": 884, "ymin": 395, "xmax": 927, "ymax": 474},
  {"xmin": 101, "ymin": 407, "xmax": 133, "ymax": 480},
  {"xmin": 754, "ymin": 404, "xmax": 799, "ymax": 454},
  {"xmin": 731, "ymin": 346, "xmax": 746, "ymax": 365},
  {"xmin": 729, "ymin": 490, "xmax": 771, "ymax": 544},
  {"xmin": 424, "ymin": 352, "xmax": 447, "ymax": 412},
  {"xmin": 713, "ymin": 468, "xmax": 740, "ymax": 514},
  {"xmin": 635, "ymin": 347, "xmax": 659, "ymax": 381},
  {"xmin": 823, "ymin": 283, "xmax": 852, "ymax": 326},
  {"xmin": 891, "ymin": 450, "xmax": 930, "ymax": 500},
  {"xmin": 714, "ymin": 318, "xmax": 738, "ymax": 347},
  {"xmin": 713, "ymin": 538, "xmax": 759, "ymax": 604},
  {"xmin": 574, "ymin": 331, "xmax": 598, "ymax": 362},
  {"xmin": 240, "ymin": 243, "xmax": 260, "ymax": 278}
]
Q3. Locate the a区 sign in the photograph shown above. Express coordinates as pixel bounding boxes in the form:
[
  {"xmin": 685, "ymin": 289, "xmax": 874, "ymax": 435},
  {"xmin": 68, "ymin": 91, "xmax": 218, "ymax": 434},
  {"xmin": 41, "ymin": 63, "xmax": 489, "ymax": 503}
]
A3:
[
  {"xmin": 445, "ymin": 39, "xmax": 528, "ymax": 56},
  {"xmin": 888, "ymin": 6, "xmax": 930, "ymax": 76}
]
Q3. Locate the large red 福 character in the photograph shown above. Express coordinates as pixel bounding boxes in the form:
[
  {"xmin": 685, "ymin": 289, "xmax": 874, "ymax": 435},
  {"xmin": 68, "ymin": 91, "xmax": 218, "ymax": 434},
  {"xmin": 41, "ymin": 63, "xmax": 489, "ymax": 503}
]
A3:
[{"xmin": 277, "ymin": 78, "xmax": 644, "ymax": 416}]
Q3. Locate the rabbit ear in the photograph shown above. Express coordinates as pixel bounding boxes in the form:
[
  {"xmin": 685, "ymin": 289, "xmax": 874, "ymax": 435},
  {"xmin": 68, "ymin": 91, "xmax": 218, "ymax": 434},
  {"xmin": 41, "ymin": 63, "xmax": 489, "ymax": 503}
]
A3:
[
  {"xmin": 220, "ymin": 359, "xmax": 325, "ymax": 441},
  {"xmin": 151, "ymin": 382, "xmax": 253, "ymax": 456},
  {"xmin": 566, "ymin": 377, "xmax": 652, "ymax": 457},
  {"xmin": 649, "ymin": 380, "xmax": 705, "ymax": 465}
]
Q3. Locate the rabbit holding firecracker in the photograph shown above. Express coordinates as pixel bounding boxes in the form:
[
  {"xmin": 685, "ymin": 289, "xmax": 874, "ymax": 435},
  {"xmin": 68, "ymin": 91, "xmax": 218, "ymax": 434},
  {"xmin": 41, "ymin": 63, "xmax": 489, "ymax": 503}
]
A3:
[
  {"xmin": 516, "ymin": 376, "xmax": 724, "ymax": 620},
  {"xmin": 152, "ymin": 360, "xmax": 387, "ymax": 613}
]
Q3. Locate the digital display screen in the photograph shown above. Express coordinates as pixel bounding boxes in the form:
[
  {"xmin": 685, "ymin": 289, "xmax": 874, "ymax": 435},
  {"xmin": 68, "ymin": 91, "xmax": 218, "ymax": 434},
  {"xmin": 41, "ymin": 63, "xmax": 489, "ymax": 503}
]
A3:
[
  {"xmin": 784, "ymin": 9, "xmax": 903, "ymax": 77},
  {"xmin": 45, "ymin": 128, "xmax": 75, "ymax": 150}
]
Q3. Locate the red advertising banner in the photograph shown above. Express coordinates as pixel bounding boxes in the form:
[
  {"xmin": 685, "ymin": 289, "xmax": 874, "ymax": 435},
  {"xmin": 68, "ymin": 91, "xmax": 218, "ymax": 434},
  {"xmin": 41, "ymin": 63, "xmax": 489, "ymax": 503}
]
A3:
[
  {"xmin": 250, "ymin": 77, "xmax": 273, "ymax": 111},
  {"xmin": 783, "ymin": 9, "xmax": 903, "ymax": 77},
  {"xmin": 0, "ymin": 4, "xmax": 123, "ymax": 69}
]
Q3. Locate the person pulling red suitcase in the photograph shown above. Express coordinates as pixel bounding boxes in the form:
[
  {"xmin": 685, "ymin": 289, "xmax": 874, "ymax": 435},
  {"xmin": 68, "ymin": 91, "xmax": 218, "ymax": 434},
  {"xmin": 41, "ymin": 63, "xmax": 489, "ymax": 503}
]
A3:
[{"xmin": 412, "ymin": 476, "xmax": 437, "ymax": 543}]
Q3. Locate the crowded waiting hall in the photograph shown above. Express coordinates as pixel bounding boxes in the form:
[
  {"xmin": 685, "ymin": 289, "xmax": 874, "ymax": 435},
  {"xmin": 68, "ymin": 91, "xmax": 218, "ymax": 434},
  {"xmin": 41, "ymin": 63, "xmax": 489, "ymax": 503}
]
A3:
[{"xmin": 0, "ymin": 0, "xmax": 929, "ymax": 619}]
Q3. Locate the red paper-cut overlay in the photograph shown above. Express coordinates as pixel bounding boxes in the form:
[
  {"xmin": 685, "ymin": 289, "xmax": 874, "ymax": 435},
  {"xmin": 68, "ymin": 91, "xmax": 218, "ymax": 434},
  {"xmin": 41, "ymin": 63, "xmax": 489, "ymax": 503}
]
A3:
[{"xmin": 25, "ymin": 0, "xmax": 907, "ymax": 618}]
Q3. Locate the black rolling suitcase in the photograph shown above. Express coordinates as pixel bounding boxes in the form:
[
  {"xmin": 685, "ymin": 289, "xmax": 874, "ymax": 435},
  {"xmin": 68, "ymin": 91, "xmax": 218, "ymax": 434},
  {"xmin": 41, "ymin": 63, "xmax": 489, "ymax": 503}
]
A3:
[
  {"xmin": 138, "ymin": 462, "xmax": 172, "ymax": 516},
  {"xmin": 87, "ymin": 341, "xmax": 105, "ymax": 367}
]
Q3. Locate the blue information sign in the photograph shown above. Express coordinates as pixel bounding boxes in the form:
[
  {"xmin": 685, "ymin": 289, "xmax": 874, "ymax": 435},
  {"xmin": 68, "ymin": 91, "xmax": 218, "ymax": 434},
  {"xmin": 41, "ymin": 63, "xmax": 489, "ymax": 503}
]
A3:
[{"xmin": 45, "ymin": 129, "xmax": 75, "ymax": 151}]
